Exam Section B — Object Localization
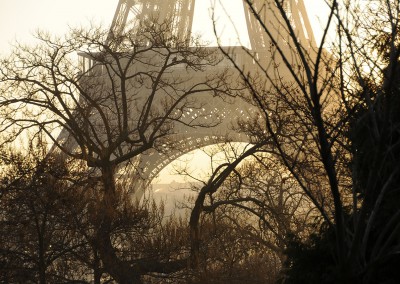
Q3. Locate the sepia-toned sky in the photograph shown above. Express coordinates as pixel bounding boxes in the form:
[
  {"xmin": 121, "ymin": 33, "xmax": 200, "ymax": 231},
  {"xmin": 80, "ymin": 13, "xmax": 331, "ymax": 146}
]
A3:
[{"xmin": 0, "ymin": 0, "xmax": 329, "ymax": 54}]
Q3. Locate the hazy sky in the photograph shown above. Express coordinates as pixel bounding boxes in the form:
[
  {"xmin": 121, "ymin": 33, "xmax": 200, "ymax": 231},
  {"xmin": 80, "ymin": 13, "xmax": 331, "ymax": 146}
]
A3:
[
  {"xmin": 0, "ymin": 0, "xmax": 115, "ymax": 53},
  {"xmin": 0, "ymin": 0, "xmax": 329, "ymax": 54}
]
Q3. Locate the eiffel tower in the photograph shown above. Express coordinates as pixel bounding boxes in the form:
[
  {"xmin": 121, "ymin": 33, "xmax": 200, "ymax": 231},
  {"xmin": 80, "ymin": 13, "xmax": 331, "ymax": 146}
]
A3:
[{"xmin": 76, "ymin": 0, "xmax": 316, "ymax": 193}]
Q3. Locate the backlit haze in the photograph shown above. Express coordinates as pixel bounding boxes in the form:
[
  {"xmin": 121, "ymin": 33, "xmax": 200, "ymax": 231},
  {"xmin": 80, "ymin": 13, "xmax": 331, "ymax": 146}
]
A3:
[{"xmin": 0, "ymin": 0, "xmax": 330, "ymax": 189}]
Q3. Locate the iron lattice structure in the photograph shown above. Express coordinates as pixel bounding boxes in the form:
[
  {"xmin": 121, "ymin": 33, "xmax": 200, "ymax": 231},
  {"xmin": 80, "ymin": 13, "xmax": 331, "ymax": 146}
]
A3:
[
  {"xmin": 67, "ymin": 0, "xmax": 316, "ymax": 192},
  {"xmin": 108, "ymin": 0, "xmax": 314, "ymax": 51},
  {"xmin": 108, "ymin": 0, "xmax": 196, "ymax": 44}
]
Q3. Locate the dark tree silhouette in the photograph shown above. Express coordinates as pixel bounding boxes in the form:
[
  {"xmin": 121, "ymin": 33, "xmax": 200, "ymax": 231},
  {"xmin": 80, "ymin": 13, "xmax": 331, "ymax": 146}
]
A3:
[
  {"xmin": 0, "ymin": 18, "xmax": 234, "ymax": 282},
  {"xmin": 189, "ymin": 0, "xmax": 400, "ymax": 283}
]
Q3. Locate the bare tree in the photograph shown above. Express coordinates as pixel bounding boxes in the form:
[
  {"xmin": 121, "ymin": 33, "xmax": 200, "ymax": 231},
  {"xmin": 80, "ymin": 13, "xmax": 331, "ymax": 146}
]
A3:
[
  {"xmin": 0, "ymin": 137, "xmax": 195, "ymax": 284},
  {"xmin": 165, "ymin": 141, "xmax": 312, "ymax": 283},
  {"xmin": 189, "ymin": 0, "xmax": 400, "ymax": 282},
  {"xmin": 0, "ymin": 140, "xmax": 97, "ymax": 283},
  {"xmin": 0, "ymin": 18, "xmax": 234, "ymax": 283}
]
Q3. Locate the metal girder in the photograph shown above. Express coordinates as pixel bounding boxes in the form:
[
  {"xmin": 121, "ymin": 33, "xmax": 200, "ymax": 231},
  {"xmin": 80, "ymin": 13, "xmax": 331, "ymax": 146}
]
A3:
[
  {"xmin": 242, "ymin": 0, "xmax": 315, "ymax": 51},
  {"xmin": 108, "ymin": 0, "xmax": 314, "ymax": 50},
  {"xmin": 107, "ymin": 0, "xmax": 137, "ymax": 43},
  {"xmin": 108, "ymin": 0, "xmax": 196, "ymax": 44}
]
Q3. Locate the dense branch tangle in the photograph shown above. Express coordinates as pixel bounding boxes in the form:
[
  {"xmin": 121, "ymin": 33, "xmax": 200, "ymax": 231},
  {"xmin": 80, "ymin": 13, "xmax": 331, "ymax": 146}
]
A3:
[
  {"xmin": 0, "ymin": 18, "xmax": 240, "ymax": 282},
  {"xmin": 0, "ymin": 0, "xmax": 325, "ymax": 283}
]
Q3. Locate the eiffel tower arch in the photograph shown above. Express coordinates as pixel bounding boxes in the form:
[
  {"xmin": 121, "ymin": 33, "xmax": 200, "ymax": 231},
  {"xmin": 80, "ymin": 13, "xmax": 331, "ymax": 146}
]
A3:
[{"xmin": 74, "ymin": 0, "xmax": 316, "ymax": 194}]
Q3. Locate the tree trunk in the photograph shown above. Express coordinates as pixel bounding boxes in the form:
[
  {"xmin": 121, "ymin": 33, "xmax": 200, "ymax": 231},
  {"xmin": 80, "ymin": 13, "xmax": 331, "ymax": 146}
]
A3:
[
  {"xmin": 38, "ymin": 234, "xmax": 47, "ymax": 284},
  {"xmin": 189, "ymin": 189, "xmax": 207, "ymax": 269},
  {"xmin": 93, "ymin": 251, "xmax": 102, "ymax": 284},
  {"xmin": 95, "ymin": 164, "xmax": 142, "ymax": 284}
]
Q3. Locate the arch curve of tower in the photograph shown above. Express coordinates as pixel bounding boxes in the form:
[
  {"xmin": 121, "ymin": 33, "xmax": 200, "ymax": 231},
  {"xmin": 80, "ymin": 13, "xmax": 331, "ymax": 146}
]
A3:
[{"xmin": 57, "ymin": 0, "xmax": 317, "ymax": 197}]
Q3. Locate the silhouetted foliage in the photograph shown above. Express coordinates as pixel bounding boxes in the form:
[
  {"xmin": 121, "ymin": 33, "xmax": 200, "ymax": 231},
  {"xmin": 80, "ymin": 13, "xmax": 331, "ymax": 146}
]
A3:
[
  {"xmin": 0, "ymin": 142, "xmax": 100, "ymax": 283},
  {"xmin": 203, "ymin": 0, "xmax": 400, "ymax": 283},
  {"xmin": 278, "ymin": 1, "xmax": 400, "ymax": 283},
  {"xmin": 282, "ymin": 229, "xmax": 337, "ymax": 284},
  {"xmin": 0, "ymin": 140, "xmax": 194, "ymax": 284}
]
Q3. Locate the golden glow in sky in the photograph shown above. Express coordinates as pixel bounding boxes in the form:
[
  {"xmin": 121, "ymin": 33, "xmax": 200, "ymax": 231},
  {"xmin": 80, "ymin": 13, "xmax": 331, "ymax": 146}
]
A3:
[{"xmin": 0, "ymin": 0, "xmax": 329, "ymax": 53}]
